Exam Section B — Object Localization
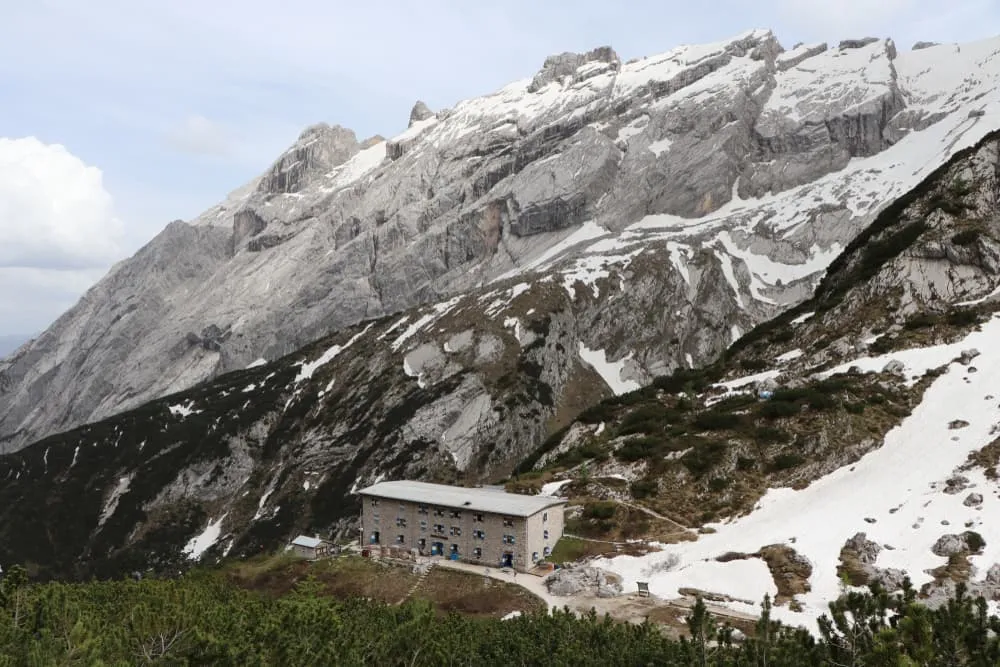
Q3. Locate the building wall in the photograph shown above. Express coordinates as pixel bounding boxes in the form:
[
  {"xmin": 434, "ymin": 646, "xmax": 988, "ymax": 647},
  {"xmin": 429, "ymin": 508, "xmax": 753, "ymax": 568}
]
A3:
[
  {"xmin": 525, "ymin": 503, "xmax": 565, "ymax": 563},
  {"xmin": 359, "ymin": 494, "xmax": 565, "ymax": 571},
  {"xmin": 292, "ymin": 544, "xmax": 316, "ymax": 559}
]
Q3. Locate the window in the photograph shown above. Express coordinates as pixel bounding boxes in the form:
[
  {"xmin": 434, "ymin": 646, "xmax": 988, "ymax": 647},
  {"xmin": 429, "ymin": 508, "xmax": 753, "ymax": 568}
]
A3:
[
  {"xmin": 418, "ymin": 505, "xmax": 429, "ymax": 515},
  {"xmin": 543, "ymin": 546, "xmax": 551, "ymax": 557},
  {"xmin": 532, "ymin": 552, "xmax": 539, "ymax": 562},
  {"xmin": 450, "ymin": 510, "xmax": 462, "ymax": 519},
  {"xmin": 473, "ymin": 547, "xmax": 483, "ymax": 559},
  {"xmin": 433, "ymin": 508, "xmax": 445, "ymax": 517},
  {"xmin": 370, "ymin": 498, "xmax": 378, "ymax": 507},
  {"xmin": 450, "ymin": 526, "xmax": 462, "ymax": 537},
  {"xmin": 543, "ymin": 512, "xmax": 547, "ymax": 522},
  {"xmin": 418, "ymin": 538, "xmax": 426, "ymax": 549},
  {"xmin": 399, "ymin": 503, "xmax": 405, "ymax": 512},
  {"xmin": 396, "ymin": 534, "xmax": 405, "ymax": 544},
  {"xmin": 450, "ymin": 544, "xmax": 459, "ymax": 554},
  {"xmin": 396, "ymin": 517, "xmax": 407, "ymax": 528},
  {"xmin": 420, "ymin": 520, "xmax": 427, "ymax": 531},
  {"xmin": 473, "ymin": 530, "xmax": 485, "ymax": 540},
  {"xmin": 433, "ymin": 524, "xmax": 446, "ymax": 534},
  {"xmin": 502, "ymin": 534, "xmax": 516, "ymax": 545},
  {"xmin": 473, "ymin": 513, "xmax": 484, "ymax": 522},
  {"xmin": 372, "ymin": 516, "xmax": 380, "ymax": 524},
  {"xmin": 502, "ymin": 517, "xmax": 514, "ymax": 527},
  {"xmin": 543, "ymin": 529, "xmax": 549, "ymax": 540}
]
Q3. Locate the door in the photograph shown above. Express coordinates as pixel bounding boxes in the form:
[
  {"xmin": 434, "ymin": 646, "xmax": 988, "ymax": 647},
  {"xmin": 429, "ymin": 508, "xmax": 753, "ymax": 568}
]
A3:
[
  {"xmin": 431, "ymin": 541, "xmax": 443, "ymax": 556},
  {"xmin": 501, "ymin": 552, "xmax": 514, "ymax": 568},
  {"xmin": 370, "ymin": 531, "xmax": 380, "ymax": 545}
]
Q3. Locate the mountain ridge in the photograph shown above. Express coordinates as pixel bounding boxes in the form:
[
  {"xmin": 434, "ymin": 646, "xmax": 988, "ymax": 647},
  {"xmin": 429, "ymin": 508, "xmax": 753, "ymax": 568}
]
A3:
[{"xmin": 4, "ymin": 30, "xmax": 1000, "ymax": 452}]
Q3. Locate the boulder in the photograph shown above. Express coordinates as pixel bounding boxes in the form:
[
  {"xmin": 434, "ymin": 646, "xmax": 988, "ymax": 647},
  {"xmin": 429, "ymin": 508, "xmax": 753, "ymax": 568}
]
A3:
[
  {"xmin": 959, "ymin": 349, "xmax": 981, "ymax": 365},
  {"xmin": 932, "ymin": 534, "xmax": 969, "ymax": 557},
  {"xmin": 845, "ymin": 532, "xmax": 881, "ymax": 564},
  {"xmin": 964, "ymin": 493, "xmax": 984, "ymax": 508},
  {"xmin": 545, "ymin": 566, "xmax": 623, "ymax": 597},
  {"xmin": 883, "ymin": 359, "xmax": 906, "ymax": 375}
]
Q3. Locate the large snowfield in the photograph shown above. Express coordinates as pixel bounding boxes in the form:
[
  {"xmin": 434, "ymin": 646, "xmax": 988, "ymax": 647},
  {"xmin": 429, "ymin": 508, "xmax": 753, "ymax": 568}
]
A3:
[{"xmin": 597, "ymin": 314, "xmax": 1000, "ymax": 628}]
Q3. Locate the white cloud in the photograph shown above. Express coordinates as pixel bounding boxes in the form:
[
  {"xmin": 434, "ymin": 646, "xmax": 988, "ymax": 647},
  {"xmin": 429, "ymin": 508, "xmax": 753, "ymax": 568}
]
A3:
[
  {"xmin": 166, "ymin": 114, "xmax": 234, "ymax": 157},
  {"xmin": 0, "ymin": 137, "xmax": 124, "ymax": 270},
  {"xmin": 0, "ymin": 138, "xmax": 122, "ymax": 333}
]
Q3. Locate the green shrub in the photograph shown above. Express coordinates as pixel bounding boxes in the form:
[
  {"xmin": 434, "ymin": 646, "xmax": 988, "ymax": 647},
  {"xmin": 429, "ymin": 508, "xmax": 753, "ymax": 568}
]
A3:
[
  {"xmin": 693, "ymin": 411, "xmax": 744, "ymax": 431},
  {"xmin": 652, "ymin": 367, "xmax": 723, "ymax": 394},
  {"xmin": 845, "ymin": 402, "xmax": 866, "ymax": 415},
  {"xmin": 736, "ymin": 456, "xmax": 757, "ymax": 471},
  {"xmin": 630, "ymin": 478, "xmax": 658, "ymax": 500},
  {"xmin": 708, "ymin": 477, "xmax": 731, "ymax": 492},
  {"xmin": 681, "ymin": 440, "xmax": 727, "ymax": 477},
  {"xmin": 951, "ymin": 229, "xmax": 980, "ymax": 246},
  {"xmin": 964, "ymin": 531, "xmax": 986, "ymax": 554},
  {"xmin": 769, "ymin": 453, "xmax": 806, "ymax": 471},
  {"xmin": 753, "ymin": 426, "xmax": 790, "ymax": 444},
  {"xmin": 740, "ymin": 358, "xmax": 770, "ymax": 371},
  {"xmin": 946, "ymin": 308, "xmax": 981, "ymax": 327},
  {"xmin": 904, "ymin": 313, "xmax": 939, "ymax": 330},
  {"xmin": 583, "ymin": 501, "xmax": 617, "ymax": 520},
  {"xmin": 757, "ymin": 401, "xmax": 800, "ymax": 419},
  {"xmin": 616, "ymin": 436, "xmax": 664, "ymax": 462},
  {"xmin": 577, "ymin": 402, "xmax": 617, "ymax": 424}
]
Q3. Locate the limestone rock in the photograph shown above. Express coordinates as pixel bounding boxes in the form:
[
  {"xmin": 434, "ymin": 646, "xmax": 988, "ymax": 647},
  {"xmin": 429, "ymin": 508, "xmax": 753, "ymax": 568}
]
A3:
[
  {"xmin": 408, "ymin": 101, "xmax": 434, "ymax": 127},
  {"xmin": 528, "ymin": 47, "xmax": 620, "ymax": 92},
  {"xmin": 959, "ymin": 349, "xmax": 981, "ymax": 365},
  {"xmin": 545, "ymin": 566, "xmax": 624, "ymax": 597},
  {"xmin": 964, "ymin": 493, "xmax": 984, "ymax": 507},
  {"xmin": 839, "ymin": 38, "xmax": 880, "ymax": 50},
  {"xmin": 912, "ymin": 41, "xmax": 939, "ymax": 50},
  {"xmin": 883, "ymin": 359, "xmax": 906, "ymax": 375}
]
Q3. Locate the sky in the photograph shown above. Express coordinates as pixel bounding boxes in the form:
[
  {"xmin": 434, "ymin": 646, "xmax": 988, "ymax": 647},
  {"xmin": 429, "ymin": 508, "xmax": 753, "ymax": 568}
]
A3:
[{"xmin": 0, "ymin": 0, "xmax": 997, "ymax": 339}]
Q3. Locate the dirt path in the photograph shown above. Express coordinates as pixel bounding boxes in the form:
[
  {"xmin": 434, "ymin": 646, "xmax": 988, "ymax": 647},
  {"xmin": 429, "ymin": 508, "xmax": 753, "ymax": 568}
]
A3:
[{"xmin": 618, "ymin": 501, "xmax": 694, "ymax": 534}]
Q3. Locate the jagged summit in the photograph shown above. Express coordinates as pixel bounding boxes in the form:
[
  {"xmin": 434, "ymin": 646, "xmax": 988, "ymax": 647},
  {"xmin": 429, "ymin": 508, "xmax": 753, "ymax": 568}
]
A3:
[
  {"xmin": 408, "ymin": 100, "xmax": 434, "ymax": 127},
  {"xmin": 2, "ymin": 29, "xmax": 1000, "ymax": 455}
]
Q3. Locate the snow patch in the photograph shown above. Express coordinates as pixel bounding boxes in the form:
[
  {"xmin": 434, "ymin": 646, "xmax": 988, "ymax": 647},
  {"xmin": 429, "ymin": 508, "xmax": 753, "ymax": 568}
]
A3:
[
  {"xmin": 183, "ymin": 514, "xmax": 227, "ymax": 560},
  {"xmin": 540, "ymin": 480, "xmax": 572, "ymax": 497},
  {"xmin": 296, "ymin": 323, "xmax": 374, "ymax": 383},
  {"xmin": 168, "ymin": 401, "xmax": 200, "ymax": 418},
  {"xmin": 578, "ymin": 343, "xmax": 641, "ymax": 395},
  {"xmin": 98, "ymin": 474, "xmax": 134, "ymax": 527}
]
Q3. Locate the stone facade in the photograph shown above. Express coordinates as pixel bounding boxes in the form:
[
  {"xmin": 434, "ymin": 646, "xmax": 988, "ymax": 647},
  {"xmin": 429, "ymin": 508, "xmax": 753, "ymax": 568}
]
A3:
[{"xmin": 360, "ymin": 494, "xmax": 565, "ymax": 571}]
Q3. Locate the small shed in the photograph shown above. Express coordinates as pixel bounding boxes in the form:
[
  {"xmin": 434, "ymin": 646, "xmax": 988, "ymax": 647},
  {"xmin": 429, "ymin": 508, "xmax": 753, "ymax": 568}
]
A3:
[
  {"xmin": 290, "ymin": 535, "xmax": 332, "ymax": 560},
  {"xmin": 637, "ymin": 581, "xmax": 650, "ymax": 597}
]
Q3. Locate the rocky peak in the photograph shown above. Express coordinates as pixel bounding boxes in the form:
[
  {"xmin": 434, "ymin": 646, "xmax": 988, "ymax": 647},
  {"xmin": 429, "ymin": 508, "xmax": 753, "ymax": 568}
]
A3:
[
  {"xmin": 913, "ymin": 41, "xmax": 940, "ymax": 51},
  {"xmin": 528, "ymin": 46, "xmax": 621, "ymax": 92},
  {"xmin": 257, "ymin": 123, "xmax": 360, "ymax": 195},
  {"xmin": 839, "ymin": 37, "xmax": 880, "ymax": 50},
  {"xmin": 408, "ymin": 101, "xmax": 434, "ymax": 127}
]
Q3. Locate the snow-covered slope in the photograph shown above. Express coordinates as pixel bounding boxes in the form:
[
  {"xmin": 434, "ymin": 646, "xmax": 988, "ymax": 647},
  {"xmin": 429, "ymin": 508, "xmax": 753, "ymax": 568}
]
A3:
[
  {"xmin": 4, "ymin": 31, "xmax": 1000, "ymax": 453},
  {"xmin": 600, "ymin": 317, "xmax": 1000, "ymax": 625},
  {"xmin": 534, "ymin": 131, "xmax": 1000, "ymax": 627}
]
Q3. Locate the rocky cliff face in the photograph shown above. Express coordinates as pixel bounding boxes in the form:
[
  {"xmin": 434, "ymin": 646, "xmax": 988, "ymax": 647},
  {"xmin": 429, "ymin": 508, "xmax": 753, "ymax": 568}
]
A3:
[
  {"xmin": 4, "ymin": 32, "xmax": 1000, "ymax": 453},
  {"xmin": 1, "ymin": 123, "xmax": 999, "ymax": 585}
]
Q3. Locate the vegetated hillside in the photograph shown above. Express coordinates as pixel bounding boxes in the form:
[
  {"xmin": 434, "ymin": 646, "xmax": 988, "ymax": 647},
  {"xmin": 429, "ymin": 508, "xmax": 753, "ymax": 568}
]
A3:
[
  {"xmin": 4, "ymin": 31, "xmax": 1000, "ymax": 453},
  {"xmin": 4, "ymin": 561, "xmax": 999, "ymax": 665},
  {"xmin": 516, "ymin": 130, "xmax": 1000, "ymax": 622},
  {"xmin": 0, "ymin": 251, "xmax": 746, "ymax": 581}
]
